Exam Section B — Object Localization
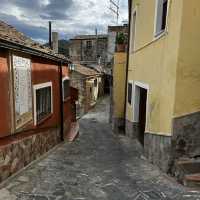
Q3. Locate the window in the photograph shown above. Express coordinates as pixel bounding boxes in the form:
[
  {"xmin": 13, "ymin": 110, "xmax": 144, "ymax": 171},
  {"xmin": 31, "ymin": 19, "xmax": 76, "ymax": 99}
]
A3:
[
  {"xmin": 155, "ymin": 0, "xmax": 168, "ymax": 36},
  {"xmin": 131, "ymin": 11, "xmax": 137, "ymax": 52},
  {"xmin": 12, "ymin": 55, "xmax": 32, "ymax": 129},
  {"xmin": 86, "ymin": 40, "xmax": 92, "ymax": 49},
  {"xmin": 128, "ymin": 83, "xmax": 132, "ymax": 105},
  {"xmin": 33, "ymin": 82, "xmax": 53, "ymax": 125},
  {"xmin": 62, "ymin": 77, "xmax": 70, "ymax": 100},
  {"xmin": 94, "ymin": 79, "xmax": 97, "ymax": 87}
]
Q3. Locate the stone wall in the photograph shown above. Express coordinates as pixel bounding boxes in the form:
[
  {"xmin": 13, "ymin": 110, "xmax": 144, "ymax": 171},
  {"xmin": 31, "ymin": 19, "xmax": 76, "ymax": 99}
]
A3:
[
  {"xmin": 0, "ymin": 128, "xmax": 60, "ymax": 183},
  {"xmin": 125, "ymin": 120, "xmax": 172, "ymax": 172},
  {"xmin": 125, "ymin": 120, "xmax": 140, "ymax": 139},
  {"xmin": 70, "ymin": 72, "xmax": 86, "ymax": 118},
  {"xmin": 144, "ymin": 133, "xmax": 172, "ymax": 173},
  {"xmin": 112, "ymin": 118, "xmax": 125, "ymax": 134},
  {"xmin": 172, "ymin": 111, "xmax": 200, "ymax": 159}
]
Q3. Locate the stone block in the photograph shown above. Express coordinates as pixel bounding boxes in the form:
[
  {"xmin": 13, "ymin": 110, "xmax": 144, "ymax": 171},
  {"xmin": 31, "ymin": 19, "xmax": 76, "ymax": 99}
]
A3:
[
  {"xmin": 144, "ymin": 133, "xmax": 172, "ymax": 173},
  {"xmin": 0, "ymin": 128, "xmax": 61, "ymax": 184}
]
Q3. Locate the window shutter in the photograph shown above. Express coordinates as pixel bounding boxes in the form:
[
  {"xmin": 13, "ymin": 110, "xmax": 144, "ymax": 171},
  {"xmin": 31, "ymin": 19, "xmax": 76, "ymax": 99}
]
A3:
[{"xmin": 156, "ymin": 0, "xmax": 163, "ymax": 35}]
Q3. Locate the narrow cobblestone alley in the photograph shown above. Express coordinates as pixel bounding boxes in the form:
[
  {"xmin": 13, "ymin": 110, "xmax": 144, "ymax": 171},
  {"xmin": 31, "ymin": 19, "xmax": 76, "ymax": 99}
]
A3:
[{"xmin": 0, "ymin": 97, "xmax": 200, "ymax": 200}]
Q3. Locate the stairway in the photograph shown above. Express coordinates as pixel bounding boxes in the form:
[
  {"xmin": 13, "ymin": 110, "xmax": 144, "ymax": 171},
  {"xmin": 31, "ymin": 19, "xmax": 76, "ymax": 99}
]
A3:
[{"xmin": 174, "ymin": 159, "xmax": 200, "ymax": 188}]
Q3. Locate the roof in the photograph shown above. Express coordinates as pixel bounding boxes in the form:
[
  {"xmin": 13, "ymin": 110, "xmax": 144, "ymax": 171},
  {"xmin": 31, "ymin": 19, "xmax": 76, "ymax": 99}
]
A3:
[
  {"xmin": 74, "ymin": 64, "xmax": 100, "ymax": 76},
  {"xmin": 108, "ymin": 25, "xmax": 128, "ymax": 33},
  {"xmin": 71, "ymin": 34, "xmax": 108, "ymax": 40},
  {"xmin": 0, "ymin": 21, "xmax": 69, "ymax": 63}
]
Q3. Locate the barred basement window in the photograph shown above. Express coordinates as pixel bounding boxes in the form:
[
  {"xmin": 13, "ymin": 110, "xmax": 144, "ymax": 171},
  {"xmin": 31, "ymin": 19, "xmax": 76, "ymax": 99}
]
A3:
[
  {"xmin": 62, "ymin": 77, "xmax": 70, "ymax": 101},
  {"xmin": 33, "ymin": 82, "xmax": 53, "ymax": 125},
  {"xmin": 128, "ymin": 83, "xmax": 132, "ymax": 105}
]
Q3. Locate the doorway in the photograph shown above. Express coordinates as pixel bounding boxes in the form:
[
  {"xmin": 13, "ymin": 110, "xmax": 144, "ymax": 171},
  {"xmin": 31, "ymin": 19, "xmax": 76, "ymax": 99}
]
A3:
[
  {"xmin": 133, "ymin": 82, "xmax": 148, "ymax": 146},
  {"xmin": 138, "ymin": 87, "xmax": 147, "ymax": 146}
]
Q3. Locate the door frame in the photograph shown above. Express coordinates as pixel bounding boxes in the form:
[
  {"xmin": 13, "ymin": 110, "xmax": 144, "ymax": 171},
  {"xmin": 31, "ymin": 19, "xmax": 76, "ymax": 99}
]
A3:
[{"xmin": 133, "ymin": 81, "xmax": 149, "ymax": 131}]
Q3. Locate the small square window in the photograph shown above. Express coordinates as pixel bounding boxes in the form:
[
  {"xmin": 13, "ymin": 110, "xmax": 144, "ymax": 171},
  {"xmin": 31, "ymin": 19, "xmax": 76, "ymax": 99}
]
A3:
[
  {"xmin": 33, "ymin": 82, "xmax": 53, "ymax": 125},
  {"xmin": 155, "ymin": 0, "xmax": 168, "ymax": 36},
  {"xmin": 128, "ymin": 83, "xmax": 132, "ymax": 105}
]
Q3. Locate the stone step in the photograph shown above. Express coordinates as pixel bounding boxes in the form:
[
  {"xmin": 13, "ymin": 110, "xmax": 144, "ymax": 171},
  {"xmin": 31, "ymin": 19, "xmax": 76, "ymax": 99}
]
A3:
[
  {"xmin": 175, "ymin": 159, "xmax": 200, "ymax": 187},
  {"xmin": 177, "ymin": 160, "xmax": 200, "ymax": 175},
  {"xmin": 184, "ymin": 173, "xmax": 200, "ymax": 188},
  {"xmin": 66, "ymin": 122, "xmax": 79, "ymax": 142}
]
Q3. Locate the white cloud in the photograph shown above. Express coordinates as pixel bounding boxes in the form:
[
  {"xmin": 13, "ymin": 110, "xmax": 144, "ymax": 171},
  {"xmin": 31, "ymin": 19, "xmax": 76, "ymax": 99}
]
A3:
[{"xmin": 0, "ymin": 0, "xmax": 128, "ymax": 42}]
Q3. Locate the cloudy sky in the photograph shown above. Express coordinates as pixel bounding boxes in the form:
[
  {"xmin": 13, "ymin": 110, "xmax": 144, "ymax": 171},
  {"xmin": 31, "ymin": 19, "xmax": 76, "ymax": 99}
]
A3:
[{"xmin": 0, "ymin": 0, "xmax": 128, "ymax": 43}]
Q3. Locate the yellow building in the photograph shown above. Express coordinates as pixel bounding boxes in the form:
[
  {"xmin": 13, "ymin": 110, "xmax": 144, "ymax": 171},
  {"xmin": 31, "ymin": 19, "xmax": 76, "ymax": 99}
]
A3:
[
  {"xmin": 111, "ymin": 52, "xmax": 127, "ymax": 133},
  {"xmin": 126, "ymin": 0, "xmax": 200, "ymax": 172}
]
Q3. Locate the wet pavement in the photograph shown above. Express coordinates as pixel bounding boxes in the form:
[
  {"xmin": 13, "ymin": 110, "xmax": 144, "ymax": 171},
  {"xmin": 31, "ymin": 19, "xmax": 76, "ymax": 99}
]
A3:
[{"xmin": 0, "ymin": 97, "xmax": 200, "ymax": 200}]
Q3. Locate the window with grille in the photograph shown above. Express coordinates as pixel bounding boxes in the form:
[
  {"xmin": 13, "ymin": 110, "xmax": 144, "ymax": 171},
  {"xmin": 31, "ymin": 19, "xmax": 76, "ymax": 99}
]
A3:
[
  {"xmin": 155, "ymin": 0, "xmax": 168, "ymax": 36},
  {"xmin": 128, "ymin": 83, "xmax": 132, "ymax": 105},
  {"xmin": 86, "ymin": 40, "xmax": 92, "ymax": 49},
  {"xmin": 62, "ymin": 77, "xmax": 70, "ymax": 101},
  {"xmin": 33, "ymin": 82, "xmax": 53, "ymax": 125}
]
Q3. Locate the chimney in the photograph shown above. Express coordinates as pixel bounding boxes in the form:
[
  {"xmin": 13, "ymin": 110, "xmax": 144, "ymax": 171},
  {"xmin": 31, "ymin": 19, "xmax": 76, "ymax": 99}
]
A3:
[
  {"xmin": 52, "ymin": 32, "xmax": 59, "ymax": 53},
  {"xmin": 95, "ymin": 28, "xmax": 98, "ymax": 36},
  {"xmin": 49, "ymin": 21, "xmax": 52, "ymax": 49}
]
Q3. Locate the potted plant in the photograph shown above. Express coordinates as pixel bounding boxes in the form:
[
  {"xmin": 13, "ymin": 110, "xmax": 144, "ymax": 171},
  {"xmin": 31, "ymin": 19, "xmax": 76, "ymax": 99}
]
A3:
[{"xmin": 116, "ymin": 32, "xmax": 126, "ymax": 52}]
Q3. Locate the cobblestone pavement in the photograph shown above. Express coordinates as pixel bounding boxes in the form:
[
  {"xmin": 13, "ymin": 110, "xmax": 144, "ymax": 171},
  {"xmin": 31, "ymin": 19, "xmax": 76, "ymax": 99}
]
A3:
[{"xmin": 1, "ymin": 97, "xmax": 200, "ymax": 200}]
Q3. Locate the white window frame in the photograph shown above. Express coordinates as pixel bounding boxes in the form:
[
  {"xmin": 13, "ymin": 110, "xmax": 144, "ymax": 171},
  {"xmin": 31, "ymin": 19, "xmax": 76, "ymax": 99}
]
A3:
[
  {"xmin": 33, "ymin": 82, "xmax": 53, "ymax": 125},
  {"xmin": 133, "ymin": 81, "xmax": 149, "ymax": 131},
  {"xmin": 62, "ymin": 76, "xmax": 70, "ymax": 101},
  {"xmin": 130, "ymin": 7, "xmax": 137, "ymax": 52},
  {"xmin": 128, "ymin": 80, "xmax": 134, "ymax": 105},
  {"xmin": 154, "ymin": 0, "xmax": 169, "ymax": 38}
]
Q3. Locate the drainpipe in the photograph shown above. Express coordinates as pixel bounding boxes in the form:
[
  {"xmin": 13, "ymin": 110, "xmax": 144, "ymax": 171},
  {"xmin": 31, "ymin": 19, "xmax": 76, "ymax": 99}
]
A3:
[
  {"xmin": 124, "ymin": 0, "xmax": 132, "ymax": 130},
  {"xmin": 59, "ymin": 62, "xmax": 64, "ymax": 141}
]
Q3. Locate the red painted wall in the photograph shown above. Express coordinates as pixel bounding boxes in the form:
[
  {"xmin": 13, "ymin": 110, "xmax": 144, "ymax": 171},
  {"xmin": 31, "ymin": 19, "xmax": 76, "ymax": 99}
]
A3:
[
  {"xmin": 0, "ymin": 50, "xmax": 73, "ymax": 139},
  {"xmin": 0, "ymin": 50, "xmax": 11, "ymax": 137},
  {"xmin": 31, "ymin": 56, "xmax": 61, "ymax": 129}
]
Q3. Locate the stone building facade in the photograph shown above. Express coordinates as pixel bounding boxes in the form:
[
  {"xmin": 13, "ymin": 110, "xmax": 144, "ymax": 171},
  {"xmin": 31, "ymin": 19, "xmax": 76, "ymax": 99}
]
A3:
[
  {"xmin": 70, "ymin": 64, "xmax": 103, "ymax": 118},
  {"xmin": 69, "ymin": 35, "xmax": 108, "ymax": 68}
]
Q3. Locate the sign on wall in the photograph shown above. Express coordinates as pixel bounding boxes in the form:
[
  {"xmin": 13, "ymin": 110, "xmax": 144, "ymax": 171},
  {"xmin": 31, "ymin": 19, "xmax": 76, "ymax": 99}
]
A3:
[{"xmin": 13, "ymin": 55, "xmax": 32, "ymax": 129}]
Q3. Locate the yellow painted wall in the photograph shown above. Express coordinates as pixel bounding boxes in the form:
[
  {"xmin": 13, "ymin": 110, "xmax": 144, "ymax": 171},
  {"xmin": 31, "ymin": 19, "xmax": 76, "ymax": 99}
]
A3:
[
  {"xmin": 126, "ymin": 0, "xmax": 183, "ymax": 136},
  {"xmin": 174, "ymin": 0, "xmax": 200, "ymax": 117},
  {"xmin": 113, "ymin": 53, "xmax": 127, "ymax": 118}
]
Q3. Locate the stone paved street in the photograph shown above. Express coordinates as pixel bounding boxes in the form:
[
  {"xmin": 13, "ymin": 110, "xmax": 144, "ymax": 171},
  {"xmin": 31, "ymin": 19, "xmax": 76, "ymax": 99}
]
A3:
[{"xmin": 1, "ymin": 97, "xmax": 200, "ymax": 200}]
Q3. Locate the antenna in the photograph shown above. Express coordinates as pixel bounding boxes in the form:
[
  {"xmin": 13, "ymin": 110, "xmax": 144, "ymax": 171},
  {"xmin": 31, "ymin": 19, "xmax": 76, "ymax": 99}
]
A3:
[{"xmin": 109, "ymin": 0, "xmax": 120, "ymax": 24}]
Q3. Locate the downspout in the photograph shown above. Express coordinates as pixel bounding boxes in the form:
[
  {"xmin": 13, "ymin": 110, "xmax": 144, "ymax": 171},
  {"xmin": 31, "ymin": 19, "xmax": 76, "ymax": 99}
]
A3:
[
  {"xmin": 59, "ymin": 61, "xmax": 64, "ymax": 141},
  {"xmin": 124, "ymin": 0, "xmax": 132, "ymax": 130}
]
